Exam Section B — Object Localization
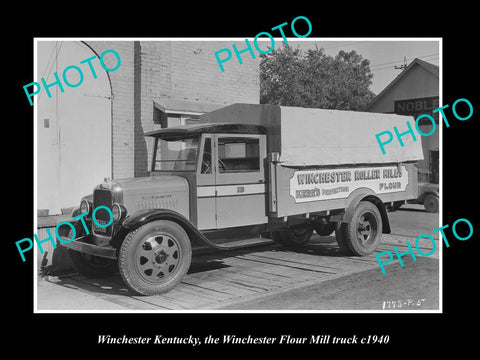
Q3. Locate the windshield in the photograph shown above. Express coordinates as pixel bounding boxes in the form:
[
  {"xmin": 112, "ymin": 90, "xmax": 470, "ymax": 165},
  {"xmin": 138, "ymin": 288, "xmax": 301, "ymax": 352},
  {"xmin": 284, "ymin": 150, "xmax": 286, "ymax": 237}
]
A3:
[{"xmin": 153, "ymin": 136, "xmax": 199, "ymax": 171}]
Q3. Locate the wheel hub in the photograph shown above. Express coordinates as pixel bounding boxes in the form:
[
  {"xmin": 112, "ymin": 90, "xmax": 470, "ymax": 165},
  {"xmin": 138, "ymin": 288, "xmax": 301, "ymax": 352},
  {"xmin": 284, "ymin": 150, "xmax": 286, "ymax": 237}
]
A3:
[
  {"xmin": 357, "ymin": 214, "xmax": 374, "ymax": 243},
  {"xmin": 135, "ymin": 234, "xmax": 181, "ymax": 283},
  {"xmin": 154, "ymin": 250, "xmax": 168, "ymax": 265}
]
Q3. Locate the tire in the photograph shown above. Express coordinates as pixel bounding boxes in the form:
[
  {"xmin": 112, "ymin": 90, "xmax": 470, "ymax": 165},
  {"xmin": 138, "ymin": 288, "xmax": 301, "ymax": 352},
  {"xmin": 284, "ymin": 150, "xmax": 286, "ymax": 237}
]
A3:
[
  {"xmin": 341, "ymin": 201, "xmax": 383, "ymax": 256},
  {"xmin": 335, "ymin": 223, "xmax": 354, "ymax": 255},
  {"xmin": 272, "ymin": 224, "xmax": 314, "ymax": 247},
  {"xmin": 118, "ymin": 220, "xmax": 192, "ymax": 295},
  {"xmin": 313, "ymin": 222, "xmax": 336, "ymax": 236},
  {"xmin": 423, "ymin": 194, "xmax": 439, "ymax": 213},
  {"xmin": 66, "ymin": 220, "xmax": 118, "ymax": 277}
]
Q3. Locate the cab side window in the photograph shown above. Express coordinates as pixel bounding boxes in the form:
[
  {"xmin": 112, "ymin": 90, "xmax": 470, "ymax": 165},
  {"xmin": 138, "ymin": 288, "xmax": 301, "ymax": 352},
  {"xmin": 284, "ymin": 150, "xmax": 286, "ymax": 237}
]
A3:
[
  {"xmin": 201, "ymin": 138, "xmax": 212, "ymax": 174},
  {"xmin": 218, "ymin": 137, "xmax": 260, "ymax": 173}
]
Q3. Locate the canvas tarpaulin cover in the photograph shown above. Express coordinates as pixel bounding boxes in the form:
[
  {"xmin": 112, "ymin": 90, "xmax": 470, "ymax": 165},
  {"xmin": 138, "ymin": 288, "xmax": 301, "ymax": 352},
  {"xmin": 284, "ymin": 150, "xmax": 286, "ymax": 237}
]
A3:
[
  {"xmin": 279, "ymin": 106, "xmax": 423, "ymax": 166},
  {"xmin": 201, "ymin": 103, "xmax": 424, "ymax": 166}
]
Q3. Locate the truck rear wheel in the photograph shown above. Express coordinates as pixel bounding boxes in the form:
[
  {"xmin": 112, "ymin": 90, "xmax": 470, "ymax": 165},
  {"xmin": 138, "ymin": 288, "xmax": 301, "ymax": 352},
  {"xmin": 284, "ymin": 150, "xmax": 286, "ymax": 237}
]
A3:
[
  {"xmin": 118, "ymin": 220, "xmax": 192, "ymax": 295},
  {"xmin": 271, "ymin": 224, "xmax": 314, "ymax": 247},
  {"xmin": 339, "ymin": 201, "xmax": 383, "ymax": 256}
]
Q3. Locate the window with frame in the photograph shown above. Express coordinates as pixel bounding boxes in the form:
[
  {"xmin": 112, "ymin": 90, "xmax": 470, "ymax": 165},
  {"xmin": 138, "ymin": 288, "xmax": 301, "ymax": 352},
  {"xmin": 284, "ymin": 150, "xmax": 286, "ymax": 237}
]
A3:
[
  {"xmin": 154, "ymin": 136, "xmax": 199, "ymax": 171},
  {"xmin": 218, "ymin": 137, "xmax": 260, "ymax": 173},
  {"xmin": 200, "ymin": 137, "xmax": 212, "ymax": 174}
]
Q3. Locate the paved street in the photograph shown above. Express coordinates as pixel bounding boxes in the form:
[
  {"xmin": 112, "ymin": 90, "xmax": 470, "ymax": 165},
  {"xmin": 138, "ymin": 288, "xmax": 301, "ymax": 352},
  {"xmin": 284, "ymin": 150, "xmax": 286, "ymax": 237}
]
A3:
[{"xmin": 36, "ymin": 204, "xmax": 440, "ymax": 311}]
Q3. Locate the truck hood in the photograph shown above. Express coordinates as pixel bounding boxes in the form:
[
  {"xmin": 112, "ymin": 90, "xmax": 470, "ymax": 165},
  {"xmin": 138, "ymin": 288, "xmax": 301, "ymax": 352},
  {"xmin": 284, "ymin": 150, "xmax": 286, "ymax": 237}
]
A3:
[{"xmin": 116, "ymin": 176, "xmax": 189, "ymax": 218}]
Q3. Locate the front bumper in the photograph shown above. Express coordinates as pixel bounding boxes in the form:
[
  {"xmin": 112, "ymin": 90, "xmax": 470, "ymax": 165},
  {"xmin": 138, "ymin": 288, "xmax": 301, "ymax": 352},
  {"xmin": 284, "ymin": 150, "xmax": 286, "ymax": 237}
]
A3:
[{"xmin": 58, "ymin": 235, "xmax": 117, "ymax": 259}]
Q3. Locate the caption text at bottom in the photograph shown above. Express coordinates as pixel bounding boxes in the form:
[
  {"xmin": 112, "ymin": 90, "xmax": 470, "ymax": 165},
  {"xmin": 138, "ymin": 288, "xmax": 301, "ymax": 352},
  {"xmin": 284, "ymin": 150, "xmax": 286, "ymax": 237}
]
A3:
[{"xmin": 98, "ymin": 334, "xmax": 389, "ymax": 346}]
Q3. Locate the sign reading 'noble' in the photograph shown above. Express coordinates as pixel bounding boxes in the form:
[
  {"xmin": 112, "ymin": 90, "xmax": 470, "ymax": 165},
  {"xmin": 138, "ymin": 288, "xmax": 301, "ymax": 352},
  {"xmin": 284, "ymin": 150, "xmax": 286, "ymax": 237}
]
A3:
[{"xmin": 289, "ymin": 166, "xmax": 408, "ymax": 203}]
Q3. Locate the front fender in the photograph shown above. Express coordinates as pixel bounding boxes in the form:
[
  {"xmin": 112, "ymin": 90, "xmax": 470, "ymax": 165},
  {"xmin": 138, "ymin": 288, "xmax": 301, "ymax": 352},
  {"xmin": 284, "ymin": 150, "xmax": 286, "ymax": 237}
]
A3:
[
  {"xmin": 71, "ymin": 207, "xmax": 81, "ymax": 218},
  {"xmin": 121, "ymin": 208, "xmax": 191, "ymax": 231},
  {"xmin": 113, "ymin": 209, "xmax": 228, "ymax": 250}
]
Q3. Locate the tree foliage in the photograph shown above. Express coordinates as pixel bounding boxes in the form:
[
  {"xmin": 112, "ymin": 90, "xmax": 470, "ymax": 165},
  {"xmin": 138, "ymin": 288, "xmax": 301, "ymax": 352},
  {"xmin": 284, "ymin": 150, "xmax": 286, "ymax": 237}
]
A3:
[{"xmin": 260, "ymin": 45, "xmax": 376, "ymax": 110}]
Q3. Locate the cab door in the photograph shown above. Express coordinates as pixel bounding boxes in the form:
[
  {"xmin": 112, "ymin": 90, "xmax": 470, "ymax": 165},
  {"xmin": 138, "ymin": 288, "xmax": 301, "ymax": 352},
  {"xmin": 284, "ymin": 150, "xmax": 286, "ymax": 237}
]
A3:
[{"xmin": 213, "ymin": 134, "xmax": 267, "ymax": 229}]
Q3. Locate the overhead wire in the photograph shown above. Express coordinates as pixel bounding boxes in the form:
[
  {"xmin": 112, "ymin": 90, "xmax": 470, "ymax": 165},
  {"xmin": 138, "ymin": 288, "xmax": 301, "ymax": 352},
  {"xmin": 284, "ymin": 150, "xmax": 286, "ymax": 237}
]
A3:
[
  {"xmin": 371, "ymin": 57, "xmax": 439, "ymax": 72},
  {"xmin": 370, "ymin": 53, "xmax": 439, "ymax": 71}
]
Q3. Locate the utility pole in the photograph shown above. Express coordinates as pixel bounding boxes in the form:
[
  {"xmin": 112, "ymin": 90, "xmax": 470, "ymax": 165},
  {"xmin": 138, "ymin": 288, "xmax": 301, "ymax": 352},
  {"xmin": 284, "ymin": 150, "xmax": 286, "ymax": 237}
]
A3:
[{"xmin": 394, "ymin": 56, "xmax": 408, "ymax": 71}]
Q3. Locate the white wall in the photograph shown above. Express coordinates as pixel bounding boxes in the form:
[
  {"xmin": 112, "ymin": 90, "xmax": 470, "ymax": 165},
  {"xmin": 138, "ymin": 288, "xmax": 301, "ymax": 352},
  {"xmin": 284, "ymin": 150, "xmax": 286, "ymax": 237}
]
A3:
[{"xmin": 37, "ymin": 41, "xmax": 112, "ymax": 214}]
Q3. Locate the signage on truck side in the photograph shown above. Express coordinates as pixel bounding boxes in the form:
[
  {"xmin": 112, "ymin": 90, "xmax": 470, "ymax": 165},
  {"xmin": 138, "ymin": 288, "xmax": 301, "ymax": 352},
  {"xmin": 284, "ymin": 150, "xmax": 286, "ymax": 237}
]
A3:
[{"xmin": 289, "ymin": 166, "xmax": 408, "ymax": 203}]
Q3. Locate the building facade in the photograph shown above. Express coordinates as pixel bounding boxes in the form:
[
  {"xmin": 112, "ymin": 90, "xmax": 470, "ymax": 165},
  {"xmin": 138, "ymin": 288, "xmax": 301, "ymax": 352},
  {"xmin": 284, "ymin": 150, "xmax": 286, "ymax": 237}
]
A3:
[
  {"xmin": 37, "ymin": 40, "xmax": 260, "ymax": 215},
  {"xmin": 365, "ymin": 58, "xmax": 439, "ymax": 184}
]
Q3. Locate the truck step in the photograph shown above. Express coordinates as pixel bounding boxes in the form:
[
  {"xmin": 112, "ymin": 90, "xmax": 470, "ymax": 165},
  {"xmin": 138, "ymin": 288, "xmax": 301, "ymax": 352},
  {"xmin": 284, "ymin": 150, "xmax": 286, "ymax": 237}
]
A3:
[{"xmin": 193, "ymin": 236, "xmax": 273, "ymax": 253}]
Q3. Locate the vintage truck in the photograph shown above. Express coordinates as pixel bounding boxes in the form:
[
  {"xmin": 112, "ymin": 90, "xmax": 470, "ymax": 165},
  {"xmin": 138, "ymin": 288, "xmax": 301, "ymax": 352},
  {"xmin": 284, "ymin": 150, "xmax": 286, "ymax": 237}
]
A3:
[
  {"xmin": 388, "ymin": 182, "xmax": 439, "ymax": 213},
  {"xmin": 58, "ymin": 103, "xmax": 424, "ymax": 295}
]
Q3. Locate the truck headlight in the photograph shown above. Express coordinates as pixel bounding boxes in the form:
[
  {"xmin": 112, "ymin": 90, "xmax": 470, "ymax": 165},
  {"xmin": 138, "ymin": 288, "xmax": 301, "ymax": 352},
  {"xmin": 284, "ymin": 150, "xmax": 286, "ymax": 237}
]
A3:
[
  {"xmin": 80, "ymin": 199, "xmax": 92, "ymax": 215},
  {"xmin": 112, "ymin": 203, "xmax": 127, "ymax": 222}
]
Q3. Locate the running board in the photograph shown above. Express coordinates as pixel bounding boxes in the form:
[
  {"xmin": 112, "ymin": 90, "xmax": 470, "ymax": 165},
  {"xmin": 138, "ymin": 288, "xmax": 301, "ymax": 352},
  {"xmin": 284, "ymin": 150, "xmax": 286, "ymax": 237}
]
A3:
[{"xmin": 193, "ymin": 236, "xmax": 273, "ymax": 253}]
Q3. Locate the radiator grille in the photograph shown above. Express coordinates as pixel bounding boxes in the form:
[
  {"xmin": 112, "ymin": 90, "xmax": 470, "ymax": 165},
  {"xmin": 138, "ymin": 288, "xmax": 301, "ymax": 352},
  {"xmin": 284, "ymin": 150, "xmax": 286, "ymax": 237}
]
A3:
[
  {"xmin": 93, "ymin": 189, "xmax": 112, "ymax": 221},
  {"xmin": 93, "ymin": 189, "xmax": 113, "ymax": 238}
]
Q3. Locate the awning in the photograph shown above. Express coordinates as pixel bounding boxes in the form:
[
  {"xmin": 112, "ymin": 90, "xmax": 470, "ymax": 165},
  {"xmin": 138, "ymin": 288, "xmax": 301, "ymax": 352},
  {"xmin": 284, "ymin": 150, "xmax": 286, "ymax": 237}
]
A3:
[{"xmin": 153, "ymin": 98, "xmax": 228, "ymax": 115}]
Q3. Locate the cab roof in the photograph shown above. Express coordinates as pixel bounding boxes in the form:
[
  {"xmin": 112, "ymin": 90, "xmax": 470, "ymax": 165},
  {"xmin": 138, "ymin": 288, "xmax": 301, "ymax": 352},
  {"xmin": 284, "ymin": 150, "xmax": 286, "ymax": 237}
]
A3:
[{"xmin": 144, "ymin": 123, "xmax": 266, "ymax": 138}]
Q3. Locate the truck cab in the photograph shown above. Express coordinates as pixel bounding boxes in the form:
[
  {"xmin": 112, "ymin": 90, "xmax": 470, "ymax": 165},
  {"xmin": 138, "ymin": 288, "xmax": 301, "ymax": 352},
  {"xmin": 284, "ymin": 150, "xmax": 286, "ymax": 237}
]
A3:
[
  {"xmin": 147, "ymin": 123, "xmax": 268, "ymax": 231},
  {"xmin": 58, "ymin": 103, "xmax": 423, "ymax": 296}
]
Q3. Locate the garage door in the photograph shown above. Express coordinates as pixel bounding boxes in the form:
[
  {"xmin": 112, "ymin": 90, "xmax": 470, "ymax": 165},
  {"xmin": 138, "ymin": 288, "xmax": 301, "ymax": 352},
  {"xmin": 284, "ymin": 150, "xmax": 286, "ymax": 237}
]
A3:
[{"xmin": 37, "ymin": 41, "xmax": 112, "ymax": 215}]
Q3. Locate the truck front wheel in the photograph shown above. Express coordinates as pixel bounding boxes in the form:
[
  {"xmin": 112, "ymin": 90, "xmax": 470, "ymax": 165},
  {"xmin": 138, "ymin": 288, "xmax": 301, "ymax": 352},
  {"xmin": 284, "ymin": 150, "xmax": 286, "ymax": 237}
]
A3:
[
  {"xmin": 118, "ymin": 220, "xmax": 192, "ymax": 295},
  {"xmin": 337, "ymin": 201, "xmax": 383, "ymax": 256}
]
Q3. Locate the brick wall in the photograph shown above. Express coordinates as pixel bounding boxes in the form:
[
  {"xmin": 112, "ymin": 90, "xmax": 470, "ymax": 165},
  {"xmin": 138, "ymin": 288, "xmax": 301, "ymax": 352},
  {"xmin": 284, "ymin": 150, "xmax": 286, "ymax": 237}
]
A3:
[
  {"xmin": 137, "ymin": 40, "xmax": 260, "ymax": 176},
  {"xmin": 86, "ymin": 40, "xmax": 260, "ymax": 179},
  {"xmin": 165, "ymin": 41, "xmax": 259, "ymax": 104}
]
